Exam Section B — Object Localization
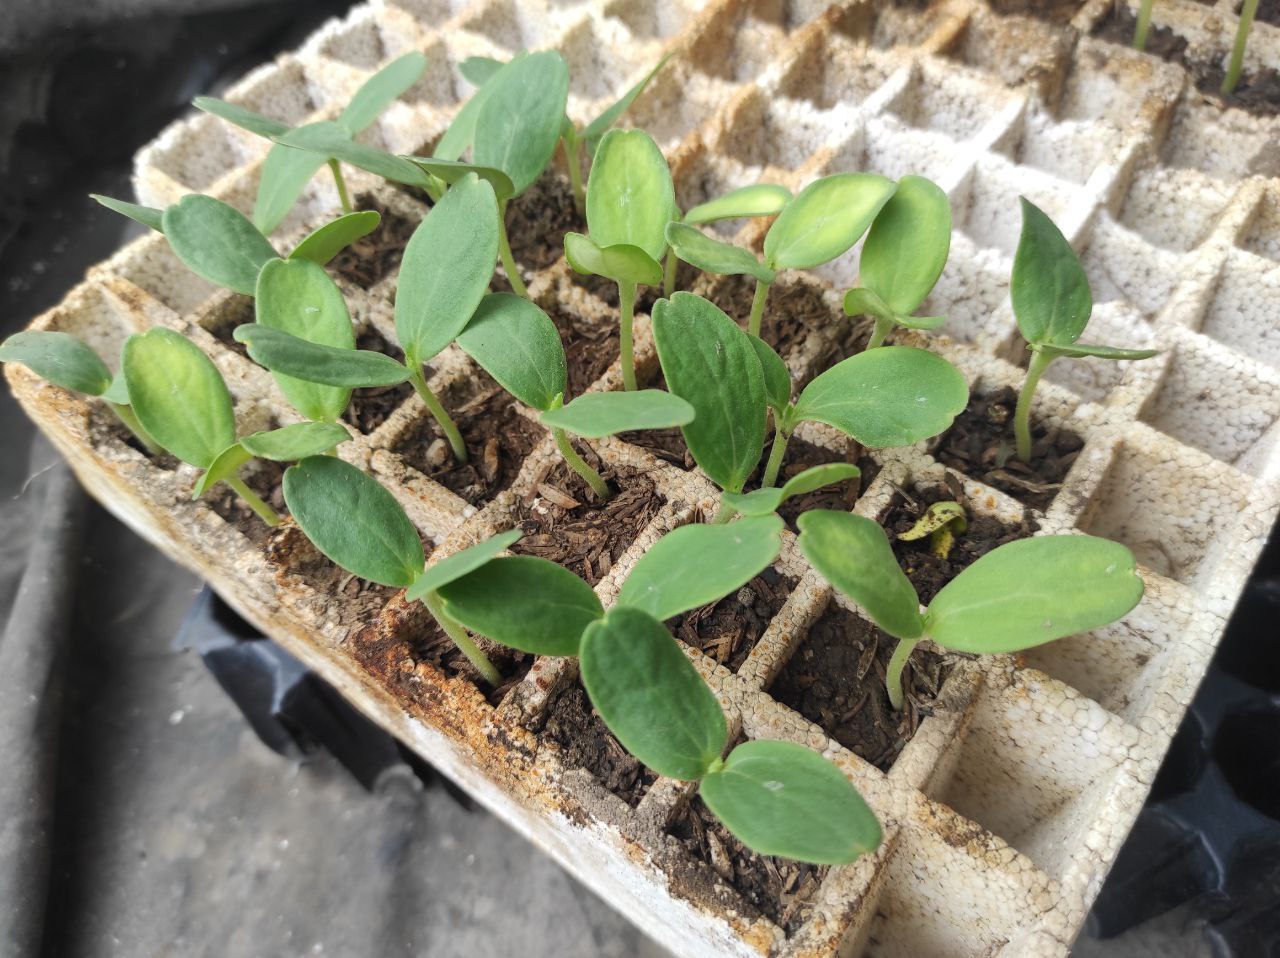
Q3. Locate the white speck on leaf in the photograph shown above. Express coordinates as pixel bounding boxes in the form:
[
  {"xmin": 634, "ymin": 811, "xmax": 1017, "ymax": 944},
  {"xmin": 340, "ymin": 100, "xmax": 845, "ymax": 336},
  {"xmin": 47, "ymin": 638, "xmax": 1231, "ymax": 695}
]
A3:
[{"xmin": 763, "ymin": 780, "xmax": 785, "ymax": 792}]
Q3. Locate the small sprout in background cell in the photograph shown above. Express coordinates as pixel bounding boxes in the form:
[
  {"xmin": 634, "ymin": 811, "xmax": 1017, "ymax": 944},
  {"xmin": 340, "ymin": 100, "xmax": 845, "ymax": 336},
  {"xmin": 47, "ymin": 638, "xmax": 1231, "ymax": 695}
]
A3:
[
  {"xmin": 564, "ymin": 128, "xmax": 675, "ymax": 391},
  {"xmin": 1011, "ymin": 198, "xmax": 1156, "ymax": 463},
  {"xmin": 662, "ymin": 183, "xmax": 791, "ymax": 296},
  {"xmin": 843, "ymin": 175, "xmax": 951, "ymax": 350},
  {"xmin": 194, "ymin": 52, "xmax": 428, "ymax": 231},
  {"xmin": 666, "ymin": 174, "xmax": 896, "ymax": 338},
  {"xmin": 454, "ymin": 292, "xmax": 694, "ymax": 500},
  {"xmin": 897, "ymin": 500, "xmax": 967, "ymax": 560},
  {"xmin": 0, "ymin": 330, "xmax": 161, "ymax": 455},
  {"xmin": 797, "ymin": 510, "xmax": 1145, "ymax": 710},
  {"xmin": 1223, "ymin": 0, "xmax": 1259, "ymax": 94},
  {"xmin": 123, "ymin": 328, "xmax": 352, "ymax": 526},
  {"xmin": 1133, "ymin": 0, "xmax": 1154, "ymax": 50}
]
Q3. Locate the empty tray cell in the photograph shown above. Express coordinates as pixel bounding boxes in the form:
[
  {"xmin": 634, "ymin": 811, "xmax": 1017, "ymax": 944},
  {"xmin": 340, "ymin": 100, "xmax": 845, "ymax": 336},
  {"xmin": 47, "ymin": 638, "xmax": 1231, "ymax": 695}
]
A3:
[
  {"xmin": 104, "ymin": 234, "xmax": 220, "ymax": 316},
  {"xmin": 884, "ymin": 59, "xmax": 1022, "ymax": 144},
  {"xmin": 928, "ymin": 671, "xmax": 1136, "ymax": 879},
  {"xmin": 1077, "ymin": 434, "xmax": 1250, "ymax": 584},
  {"xmin": 42, "ymin": 284, "xmax": 141, "ymax": 371},
  {"xmin": 919, "ymin": 232, "xmax": 1011, "ymax": 350},
  {"xmin": 944, "ymin": 8, "xmax": 1074, "ymax": 95},
  {"xmin": 681, "ymin": 1, "xmax": 791, "ymax": 83},
  {"xmin": 601, "ymin": 0, "xmax": 700, "ymax": 40},
  {"xmin": 1040, "ymin": 301, "xmax": 1154, "ymax": 404},
  {"xmin": 868, "ymin": 796, "xmax": 1057, "ymax": 957},
  {"xmin": 1240, "ymin": 182, "xmax": 1280, "ymax": 263},
  {"xmin": 558, "ymin": 18, "xmax": 652, "ymax": 102},
  {"xmin": 831, "ymin": 1, "xmax": 952, "ymax": 50},
  {"xmin": 954, "ymin": 157, "xmax": 1077, "ymax": 258},
  {"xmin": 1161, "ymin": 95, "xmax": 1280, "ymax": 181},
  {"xmin": 146, "ymin": 116, "xmax": 246, "ymax": 193},
  {"xmin": 717, "ymin": 88, "xmax": 846, "ymax": 181},
  {"xmin": 458, "ymin": 0, "xmax": 568, "ymax": 53},
  {"xmin": 1199, "ymin": 248, "xmax": 1280, "ymax": 370},
  {"xmin": 624, "ymin": 59, "xmax": 733, "ymax": 150},
  {"xmin": 224, "ymin": 59, "xmax": 321, "ymax": 130},
  {"xmin": 835, "ymin": 115, "xmax": 961, "ymax": 185},
  {"xmin": 996, "ymin": 108, "xmax": 1130, "ymax": 187},
  {"xmin": 1117, "ymin": 165, "xmax": 1233, "ymax": 253},
  {"xmin": 672, "ymin": 153, "xmax": 769, "ymax": 240},
  {"xmin": 386, "ymin": 0, "xmax": 471, "ymax": 22},
  {"xmin": 1059, "ymin": 37, "xmax": 1182, "ymax": 130},
  {"xmin": 396, "ymin": 36, "xmax": 469, "ymax": 109},
  {"xmin": 1080, "ymin": 213, "xmax": 1186, "ymax": 317},
  {"xmin": 313, "ymin": 7, "xmax": 429, "ymax": 71},
  {"xmin": 772, "ymin": 31, "xmax": 897, "ymax": 111}
]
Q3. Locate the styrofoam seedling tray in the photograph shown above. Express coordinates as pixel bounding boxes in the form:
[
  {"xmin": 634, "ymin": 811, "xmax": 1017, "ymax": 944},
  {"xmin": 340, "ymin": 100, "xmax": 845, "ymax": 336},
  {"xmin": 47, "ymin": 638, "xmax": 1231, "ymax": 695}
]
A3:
[{"xmin": 8, "ymin": 0, "xmax": 1280, "ymax": 955}]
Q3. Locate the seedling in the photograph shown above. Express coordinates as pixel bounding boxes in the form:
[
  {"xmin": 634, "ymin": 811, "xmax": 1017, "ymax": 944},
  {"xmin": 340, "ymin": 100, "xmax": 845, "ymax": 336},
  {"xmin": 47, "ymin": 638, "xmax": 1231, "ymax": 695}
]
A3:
[
  {"xmin": 665, "ymin": 173, "xmax": 896, "ymax": 338},
  {"xmin": 453, "ymin": 292, "xmax": 694, "ymax": 499},
  {"xmin": 1011, "ymin": 198, "xmax": 1156, "ymax": 463},
  {"xmin": 235, "ymin": 174, "xmax": 500, "ymax": 463},
  {"xmin": 660, "ymin": 183, "xmax": 791, "ymax": 296},
  {"xmin": 438, "ymin": 512, "xmax": 882, "ymax": 864},
  {"xmin": 458, "ymin": 53, "xmax": 671, "ymax": 214},
  {"xmin": 564, "ymin": 128, "xmax": 675, "ymax": 391},
  {"xmin": 897, "ymin": 500, "xmax": 967, "ymax": 560},
  {"xmin": 1133, "ymin": 0, "xmax": 1154, "ymax": 50},
  {"xmin": 843, "ymin": 175, "xmax": 951, "ymax": 349},
  {"xmin": 0, "ymin": 330, "xmax": 160, "ymax": 455},
  {"xmin": 194, "ymin": 52, "xmax": 429, "ymax": 232},
  {"xmin": 123, "ymin": 327, "xmax": 351, "ymax": 525},
  {"xmin": 797, "ymin": 510, "xmax": 1145, "ymax": 710},
  {"xmin": 1223, "ymin": 0, "xmax": 1259, "ymax": 94}
]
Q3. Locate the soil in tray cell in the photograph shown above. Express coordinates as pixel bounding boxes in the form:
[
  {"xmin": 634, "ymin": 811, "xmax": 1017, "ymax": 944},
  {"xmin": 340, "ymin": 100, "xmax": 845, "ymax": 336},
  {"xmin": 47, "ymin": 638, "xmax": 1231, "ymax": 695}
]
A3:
[
  {"xmin": 987, "ymin": 0, "xmax": 1086, "ymax": 24},
  {"xmin": 771, "ymin": 602, "xmax": 951, "ymax": 771},
  {"xmin": 548, "ymin": 302, "xmax": 619, "ymax": 397},
  {"xmin": 667, "ymin": 567, "xmax": 796, "ymax": 672},
  {"xmin": 509, "ymin": 458, "xmax": 665, "ymax": 585},
  {"xmin": 207, "ymin": 458, "xmax": 287, "ymax": 547},
  {"xmin": 541, "ymin": 682, "xmax": 656, "ymax": 806},
  {"xmin": 503, "ymin": 171, "xmax": 583, "ymax": 273},
  {"xmin": 330, "ymin": 197, "xmax": 420, "ymax": 289},
  {"xmin": 669, "ymin": 793, "xmax": 827, "ymax": 935},
  {"xmin": 749, "ymin": 436, "xmax": 880, "ymax": 529},
  {"xmin": 704, "ymin": 274, "xmax": 841, "ymax": 363},
  {"xmin": 342, "ymin": 328, "xmax": 414, "ymax": 434},
  {"xmin": 932, "ymin": 385, "xmax": 1084, "ymax": 511},
  {"xmin": 883, "ymin": 480, "xmax": 1038, "ymax": 604}
]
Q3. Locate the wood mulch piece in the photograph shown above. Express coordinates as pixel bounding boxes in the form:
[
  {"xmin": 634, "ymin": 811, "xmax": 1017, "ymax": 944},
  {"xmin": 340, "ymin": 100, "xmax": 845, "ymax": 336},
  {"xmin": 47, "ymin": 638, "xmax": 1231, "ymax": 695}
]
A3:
[
  {"xmin": 342, "ymin": 328, "xmax": 415, "ymax": 434},
  {"xmin": 541, "ymin": 683, "xmax": 656, "ymax": 806},
  {"xmin": 330, "ymin": 197, "xmax": 421, "ymax": 289},
  {"xmin": 771, "ymin": 602, "xmax": 951, "ymax": 771},
  {"xmin": 509, "ymin": 458, "xmax": 665, "ymax": 585},
  {"xmin": 667, "ymin": 567, "xmax": 795, "ymax": 672},
  {"xmin": 669, "ymin": 794, "xmax": 827, "ymax": 935},
  {"xmin": 932, "ymin": 385, "xmax": 1083, "ymax": 511}
]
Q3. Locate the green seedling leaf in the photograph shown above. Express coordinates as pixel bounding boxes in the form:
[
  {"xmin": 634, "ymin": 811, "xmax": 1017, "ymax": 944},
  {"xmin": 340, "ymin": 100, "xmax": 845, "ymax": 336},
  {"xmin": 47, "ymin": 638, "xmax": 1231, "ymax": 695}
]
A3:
[
  {"xmin": 254, "ymin": 142, "xmax": 329, "ymax": 234},
  {"xmin": 580, "ymin": 606, "xmax": 727, "ymax": 781},
  {"xmin": 841, "ymin": 287, "xmax": 895, "ymax": 325},
  {"xmin": 721, "ymin": 463, "xmax": 862, "ymax": 518},
  {"xmin": 700, "ymin": 739, "xmax": 882, "ymax": 865},
  {"xmin": 192, "ymin": 441, "xmax": 252, "ymax": 499},
  {"xmin": 256, "ymin": 258, "xmax": 355, "ymax": 422},
  {"xmin": 239, "ymin": 421, "xmax": 351, "ymax": 461},
  {"xmin": 403, "ymin": 157, "xmax": 515, "ymax": 202},
  {"xmin": 276, "ymin": 122, "xmax": 430, "ymax": 188},
  {"xmin": 289, "ymin": 210, "xmax": 381, "ymax": 265},
  {"xmin": 407, "ymin": 529, "xmax": 522, "ymax": 601},
  {"xmin": 459, "ymin": 56, "xmax": 505, "ymax": 87},
  {"xmin": 192, "ymin": 97, "xmax": 291, "ymax": 138},
  {"xmin": 455, "ymin": 293, "xmax": 566, "ymax": 412},
  {"xmin": 563, "ymin": 234, "xmax": 662, "ymax": 287},
  {"xmin": 764, "ymin": 173, "xmax": 895, "ymax": 270},
  {"xmin": 652, "ymin": 293, "xmax": 766, "ymax": 494},
  {"xmin": 234, "ymin": 325, "xmax": 411, "ymax": 388},
  {"xmin": 124, "ymin": 328, "xmax": 236, "ymax": 469},
  {"xmin": 617, "ymin": 514, "xmax": 784, "ymax": 621},
  {"xmin": 283, "ymin": 455, "xmax": 424, "ymax": 588},
  {"xmin": 797, "ymin": 511, "xmax": 924, "ymax": 641},
  {"xmin": 683, "ymin": 184, "xmax": 791, "ymax": 226},
  {"xmin": 924, "ymin": 535, "xmax": 1144, "ymax": 654},
  {"xmin": 747, "ymin": 335, "xmax": 791, "ymax": 415},
  {"xmin": 101, "ymin": 372, "xmax": 131, "ymax": 405},
  {"xmin": 539, "ymin": 390, "xmax": 694, "ymax": 438},
  {"xmin": 1011, "ymin": 197, "xmax": 1091, "ymax": 347},
  {"xmin": 898, "ymin": 501, "xmax": 967, "ymax": 542},
  {"xmin": 395, "ymin": 173, "xmax": 500, "ymax": 364},
  {"xmin": 434, "ymin": 52, "xmax": 507, "ymax": 162},
  {"xmin": 338, "ymin": 52, "xmax": 429, "ymax": 133},
  {"xmin": 437, "ymin": 556, "xmax": 603, "ymax": 657},
  {"xmin": 0, "ymin": 331, "xmax": 112, "ymax": 396},
  {"xmin": 473, "ymin": 51, "xmax": 570, "ymax": 198},
  {"xmin": 859, "ymin": 175, "xmax": 951, "ymax": 315},
  {"xmin": 586, "ymin": 129, "xmax": 675, "ymax": 263},
  {"xmin": 90, "ymin": 194, "xmax": 165, "ymax": 233},
  {"xmin": 792, "ymin": 347, "xmax": 968, "ymax": 448},
  {"xmin": 580, "ymin": 54, "xmax": 672, "ymax": 154},
  {"xmin": 1033, "ymin": 342, "xmax": 1159, "ymax": 361},
  {"xmin": 161, "ymin": 194, "xmax": 277, "ymax": 296},
  {"xmin": 664, "ymin": 222, "xmax": 774, "ymax": 283}
]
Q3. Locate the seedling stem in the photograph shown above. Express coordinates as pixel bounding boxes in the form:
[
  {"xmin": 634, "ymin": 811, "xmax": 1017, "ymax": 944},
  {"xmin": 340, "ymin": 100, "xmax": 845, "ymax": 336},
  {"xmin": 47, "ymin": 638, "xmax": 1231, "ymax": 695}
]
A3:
[
  {"xmin": 747, "ymin": 279, "xmax": 771, "ymax": 339},
  {"xmin": 885, "ymin": 637, "xmax": 921, "ymax": 711},
  {"xmin": 1223, "ymin": 0, "xmax": 1259, "ymax": 94},
  {"xmin": 761, "ymin": 426, "xmax": 790, "ymax": 489},
  {"xmin": 496, "ymin": 200, "xmax": 529, "ymax": 299},
  {"xmin": 328, "ymin": 160, "xmax": 353, "ymax": 214},
  {"xmin": 866, "ymin": 316, "xmax": 895, "ymax": 351},
  {"xmin": 619, "ymin": 280, "xmax": 638, "ymax": 391},
  {"xmin": 422, "ymin": 592, "xmax": 502, "ymax": 684},
  {"xmin": 409, "ymin": 365, "xmax": 468, "ymax": 463},
  {"xmin": 553, "ymin": 426, "xmax": 610, "ymax": 500},
  {"xmin": 712, "ymin": 502, "xmax": 737, "ymax": 525},
  {"xmin": 1133, "ymin": 0, "xmax": 1154, "ymax": 50},
  {"xmin": 109, "ymin": 402, "xmax": 164, "ymax": 456},
  {"xmin": 1014, "ymin": 349, "xmax": 1053, "ymax": 463},
  {"xmin": 226, "ymin": 474, "xmax": 282, "ymax": 526}
]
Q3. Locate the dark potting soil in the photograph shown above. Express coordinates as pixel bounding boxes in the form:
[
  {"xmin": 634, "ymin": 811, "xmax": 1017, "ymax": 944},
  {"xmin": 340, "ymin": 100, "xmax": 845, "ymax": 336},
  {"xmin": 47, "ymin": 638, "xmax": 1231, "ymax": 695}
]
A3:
[
  {"xmin": 932, "ymin": 385, "xmax": 1083, "ymax": 511},
  {"xmin": 206, "ymin": 458, "xmax": 287, "ymax": 547},
  {"xmin": 750, "ymin": 436, "xmax": 880, "ymax": 529},
  {"xmin": 395, "ymin": 374, "xmax": 544, "ymax": 506},
  {"xmin": 101, "ymin": 416, "xmax": 179, "ymax": 470},
  {"xmin": 1259, "ymin": 0, "xmax": 1280, "ymax": 27},
  {"xmin": 541, "ymin": 683, "xmax": 656, "ymax": 806},
  {"xmin": 548, "ymin": 302, "xmax": 619, "ymax": 396},
  {"xmin": 667, "ymin": 567, "xmax": 795, "ymax": 672},
  {"xmin": 704, "ymin": 274, "xmax": 840, "ymax": 363},
  {"xmin": 1093, "ymin": 6, "xmax": 1280, "ymax": 117},
  {"xmin": 771, "ymin": 603, "xmax": 951, "ymax": 771},
  {"xmin": 883, "ymin": 480, "xmax": 1038, "ymax": 604},
  {"xmin": 342, "ymin": 328, "xmax": 414, "ymax": 434},
  {"xmin": 986, "ymin": 0, "xmax": 1086, "ymax": 24},
  {"xmin": 207, "ymin": 295, "xmax": 254, "ymax": 360},
  {"xmin": 329, "ymin": 197, "xmax": 420, "ymax": 289},
  {"xmin": 669, "ymin": 795, "xmax": 826, "ymax": 934},
  {"xmin": 509, "ymin": 458, "xmax": 665, "ymax": 586},
  {"xmin": 503, "ymin": 171, "xmax": 582, "ymax": 273}
]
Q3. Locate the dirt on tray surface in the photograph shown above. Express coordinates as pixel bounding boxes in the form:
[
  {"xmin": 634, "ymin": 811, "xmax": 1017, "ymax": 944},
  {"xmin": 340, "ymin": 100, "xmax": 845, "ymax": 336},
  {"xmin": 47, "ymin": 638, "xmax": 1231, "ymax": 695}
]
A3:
[
  {"xmin": 883, "ymin": 479, "xmax": 1038, "ymax": 604},
  {"xmin": 549, "ymin": 302, "xmax": 619, "ymax": 396},
  {"xmin": 1093, "ymin": 6, "xmax": 1280, "ymax": 117},
  {"xmin": 206, "ymin": 458, "xmax": 287, "ymax": 547},
  {"xmin": 669, "ymin": 794, "xmax": 827, "ymax": 934},
  {"xmin": 395, "ymin": 374, "xmax": 544, "ymax": 506},
  {"xmin": 509, "ymin": 458, "xmax": 665, "ymax": 585},
  {"xmin": 330, "ymin": 197, "xmax": 421, "ymax": 289},
  {"xmin": 342, "ymin": 328, "xmax": 414, "ymax": 434},
  {"xmin": 667, "ymin": 567, "xmax": 795, "ymax": 672},
  {"xmin": 541, "ymin": 683, "xmax": 656, "ymax": 806},
  {"xmin": 932, "ymin": 385, "xmax": 1083, "ymax": 511},
  {"xmin": 405, "ymin": 611, "xmax": 532, "ymax": 706},
  {"xmin": 771, "ymin": 602, "xmax": 951, "ymax": 771}
]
